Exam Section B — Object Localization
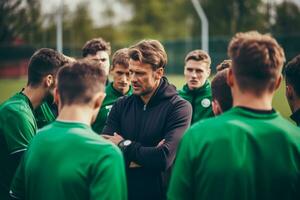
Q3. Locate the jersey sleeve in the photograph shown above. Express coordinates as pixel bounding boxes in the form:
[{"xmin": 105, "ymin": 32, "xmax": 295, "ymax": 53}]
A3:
[
  {"xmin": 167, "ymin": 130, "xmax": 194, "ymax": 200},
  {"xmin": 2, "ymin": 108, "xmax": 36, "ymax": 154},
  {"xmin": 90, "ymin": 146, "xmax": 127, "ymax": 200}
]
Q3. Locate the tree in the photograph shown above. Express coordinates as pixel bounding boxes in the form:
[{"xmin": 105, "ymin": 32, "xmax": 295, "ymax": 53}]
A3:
[
  {"xmin": 273, "ymin": 1, "xmax": 300, "ymax": 36},
  {"xmin": 0, "ymin": 0, "xmax": 27, "ymax": 44}
]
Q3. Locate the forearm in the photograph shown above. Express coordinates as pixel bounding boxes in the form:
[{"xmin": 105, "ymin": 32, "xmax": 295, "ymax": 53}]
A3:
[{"xmin": 124, "ymin": 141, "xmax": 176, "ymax": 171}]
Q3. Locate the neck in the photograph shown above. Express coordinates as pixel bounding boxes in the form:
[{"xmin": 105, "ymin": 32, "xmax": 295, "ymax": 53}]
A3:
[
  {"xmin": 232, "ymin": 89, "xmax": 274, "ymax": 110},
  {"xmin": 140, "ymin": 81, "xmax": 160, "ymax": 104},
  {"xmin": 56, "ymin": 105, "xmax": 93, "ymax": 125},
  {"xmin": 22, "ymin": 86, "xmax": 46, "ymax": 109},
  {"xmin": 113, "ymin": 84, "xmax": 130, "ymax": 95}
]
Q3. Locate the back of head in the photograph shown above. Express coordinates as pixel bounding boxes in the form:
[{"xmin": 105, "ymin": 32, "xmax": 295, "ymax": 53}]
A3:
[
  {"xmin": 27, "ymin": 48, "xmax": 69, "ymax": 87},
  {"xmin": 228, "ymin": 31, "xmax": 285, "ymax": 95},
  {"xmin": 112, "ymin": 48, "xmax": 130, "ymax": 70},
  {"xmin": 82, "ymin": 38, "xmax": 111, "ymax": 57},
  {"xmin": 212, "ymin": 65, "xmax": 233, "ymax": 113},
  {"xmin": 185, "ymin": 49, "xmax": 211, "ymax": 67},
  {"xmin": 284, "ymin": 54, "xmax": 300, "ymax": 98},
  {"xmin": 57, "ymin": 60, "xmax": 107, "ymax": 106},
  {"xmin": 128, "ymin": 39, "xmax": 167, "ymax": 70}
]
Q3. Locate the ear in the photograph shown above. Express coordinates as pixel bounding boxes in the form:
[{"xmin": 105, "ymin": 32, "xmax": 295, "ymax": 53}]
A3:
[
  {"xmin": 212, "ymin": 99, "xmax": 223, "ymax": 116},
  {"xmin": 53, "ymin": 87, "xmax": 61, "ymax": 109},
  {"xmin": 93, "ymin": 92, "xmax": 106, "ymax": 110},
  {"xmin": 226, "ymin": 68, "xmax": 234, "ymax": 87},
  {"xmin": 45, "ymin": 74, "xmax": 54, "ymax": 88},
  {"xmin": 275, "ymin": 74, "xmax": 282, "ymax": 90},
  {"xmin": 206, "ymin": 67, "xmax": 211, "ymax": 78},
  {"xmin": 155, "ymin": 67, "xmax": 164, "ymax": 80},
  {"xmin": 286, "ymin": 84, "xmax": 294, "ymax": 100}
]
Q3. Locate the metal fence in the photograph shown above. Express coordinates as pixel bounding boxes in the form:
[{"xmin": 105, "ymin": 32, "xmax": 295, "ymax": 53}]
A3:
[{"xmin": 1, "ymin": 35, "xmax": 300, "ymax": 78}]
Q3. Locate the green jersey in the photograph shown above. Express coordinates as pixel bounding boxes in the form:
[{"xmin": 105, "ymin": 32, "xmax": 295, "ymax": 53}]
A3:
[
  {"xmin": 10, "ymin": 121, "xmax": 127, "ymax": 200},
  {"xmin": 34, "ymin": 101, "xmax": 56, "ymax": 129},
  {"xmin": 0, "ymin": 92, "xmax": 37, "ymax": 200},
  {"xmin": 178, "ymin": 81, "xmax": 214, "ymax": 124},
  {"xmin": 168, "ymin": 107, "xmax": 300, "ymax": 200},
  {"xmin": 92, "ymin": 82, "xmax": 132, "ymax": 134}
]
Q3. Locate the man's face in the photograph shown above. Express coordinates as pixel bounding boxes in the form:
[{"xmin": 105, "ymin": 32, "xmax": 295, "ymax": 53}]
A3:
[
  {"xmin": 129, "ymin": 59, "xmax": 160, "ymax": 97},
  {"xmin": 111, "ymin": 64, "xmax": 131, "ymax": 95},
  {"xmin": 87, "ymin": 51, "xmax": 110, "ymax": 76},
  {"xmin": 184, "ymin": 60, "xmax": 210, "ymax": 90}
]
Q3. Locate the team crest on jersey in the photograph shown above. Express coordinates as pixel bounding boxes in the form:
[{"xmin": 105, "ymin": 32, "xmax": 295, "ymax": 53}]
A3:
[{"xmin": 201, "ymin": 98, "xmax": 211, "ymax": 108}]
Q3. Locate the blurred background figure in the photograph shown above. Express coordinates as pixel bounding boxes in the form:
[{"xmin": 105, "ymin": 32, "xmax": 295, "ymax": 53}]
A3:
[
  {"xmin": 211, "ymin": 59, "xmax": 233, "ymax": 115},
  {"xmin": 284, "ymin": 54, "xmax": 300, "ymax": 126},
  {"xmin": 179, "ymin": 49, "xmax": 214, "ymax": 124}
]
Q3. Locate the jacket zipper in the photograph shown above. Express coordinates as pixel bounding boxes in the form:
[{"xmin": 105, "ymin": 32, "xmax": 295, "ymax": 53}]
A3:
[{"xmin": 143, "ymin": 104, "xmax": 147, "ymax": 111}]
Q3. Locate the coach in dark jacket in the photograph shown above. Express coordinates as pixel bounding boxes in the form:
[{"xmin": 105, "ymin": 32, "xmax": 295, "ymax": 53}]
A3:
[{"xmin": 102, "ymin": 39, "xmax": 192, "ymax": 200}]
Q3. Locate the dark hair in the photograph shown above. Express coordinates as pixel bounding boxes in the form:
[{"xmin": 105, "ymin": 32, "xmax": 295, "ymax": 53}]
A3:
[
  {"xmin": 57, "ymin": 60, "xmax": 107, "ymax": 106},
  {"xmin": 27, "ymin": 48, "xmax": 69, "ymax": 87},
  {"xmin": 216, "ymin": 59, "xmax": 232, "ymax": 72},
  {"xmin": 185, "ymin": 49, "xmax": 211, "ymax": 67},
  {"xmin": 285, "ymin": 54, "xmax": 300, "ymax": 97},
  {"xmin": 82, "ymin": 38, "xmax": 111, "ymax": 57},
  {"xmin": 228, "ymin": 31, "xmax": 285, "ymax": 95},
  {"xmin": 129, "ymin": 39, "xmax": 167, "ymax": 70},
  {"xmin": 111, "ymin": 48, "xmax": 130, "ymax": 70},
  {"xmin": 211, "ymin": 68, "xmax": 233, "ymax": 112}
]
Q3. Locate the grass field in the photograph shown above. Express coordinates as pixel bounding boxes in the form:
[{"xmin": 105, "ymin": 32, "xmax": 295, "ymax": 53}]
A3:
[{"xmin": 0, "ymin": 75, "xmax": 292, "ymax": 121}]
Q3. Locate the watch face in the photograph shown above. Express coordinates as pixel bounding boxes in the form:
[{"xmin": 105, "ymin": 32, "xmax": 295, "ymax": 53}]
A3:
[{"xmin": 124, "ymin": 140, "xmax": 131, "ymax": 146}]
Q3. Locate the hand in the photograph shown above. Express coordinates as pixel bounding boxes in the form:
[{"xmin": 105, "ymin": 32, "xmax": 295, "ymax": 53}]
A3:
[{"xmin": 102, "ymin": 132, "xmax": 124, "ymax": 145}]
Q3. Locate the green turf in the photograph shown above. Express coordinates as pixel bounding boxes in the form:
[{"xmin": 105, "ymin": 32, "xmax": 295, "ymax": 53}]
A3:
[{"xmin": 0, "ymin": 75, "xmax": 292, "ymax": 120}]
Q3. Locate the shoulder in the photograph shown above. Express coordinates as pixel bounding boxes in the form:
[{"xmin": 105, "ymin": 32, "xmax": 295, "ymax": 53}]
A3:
[
  {"xmin": 0, "ymin": 98, "xmax": 33, "ymax": 122},
  {"xmin": 170, "ymin": 94, "xmax": 192, "ymax": 111}
]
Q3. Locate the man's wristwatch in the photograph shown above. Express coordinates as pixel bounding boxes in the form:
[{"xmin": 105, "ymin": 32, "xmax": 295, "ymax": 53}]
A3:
[{"xmin": 118, "ymin": 139, "xmax": 132, "ymax": 152}]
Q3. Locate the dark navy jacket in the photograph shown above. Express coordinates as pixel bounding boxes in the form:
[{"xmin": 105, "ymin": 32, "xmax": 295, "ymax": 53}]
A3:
[{"xmin": 102, "ymin": 77, "xmax": 192, "ymax": 200}]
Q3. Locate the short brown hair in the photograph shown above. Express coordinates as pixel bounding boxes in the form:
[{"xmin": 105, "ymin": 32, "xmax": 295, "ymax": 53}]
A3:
[
  {"xmin": 228, "ymin": 31, "xmax": 285, "ymax": 95},
  {"xmin": 211, "ymin": 68, "xmax": 233, "ymax": 112},
  {"xmin": 216, "ymin": 59, "xmax": 232, "ymax": 72},
  {"xmin": 284, "ymin": 54, "xmax": 300, "ymax": 97},
  {"xmin": 57, "ymin": 60, "xmax": 106, "ymax": 106},
  {"xmin": 82, "ymin": 38, "xmax": 111, "ymax": 57},
  {"xmin": 128, "ymin": 39, "xmax": 167, "ymax": 70},
  {"xmin": 111, "ymin": 48, "xmax": 130, "ymax": 70},
  {"xmin": 27, "ymin": 48, "xmax": 69, "ymax": 87},
  {"xmin": 185, "ymin": 49, "xmax": 211, "ymax": 67}
]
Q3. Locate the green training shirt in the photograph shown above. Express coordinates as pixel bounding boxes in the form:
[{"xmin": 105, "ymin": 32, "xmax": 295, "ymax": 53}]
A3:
[
  {"xmin": 168, "ymin": 107, "xmax": 300, "ymax": 200},
  {"xmin": 0, "ymin": 92, "xmax": 37, "ymax": 200},
  {"xmin": 92, "ymin": 82, "xmax": 132, "ymax": 134},
  {"xmin": 10, "ymin": 121, "xmax": 127, "ymax": 200},
  {"xmin": 178, "ymin": 80, "xmax": 214, "ymax": 124},
  {"xmin": 34, "ymin": 101, "xmax": 56, "ymax": 129}
]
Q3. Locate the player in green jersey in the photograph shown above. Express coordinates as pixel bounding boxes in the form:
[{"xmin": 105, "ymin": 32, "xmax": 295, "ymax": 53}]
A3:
[
  {"xmin": 10, "ymin": 60, "xmax": 127, "ymax": 200},
  {"xmin": 284, "ymin": 54, "xmax": 300, "ymax": 126},
  {"xmin": 34, "ymin": 55, "xmax": 75, "ymax": 129},
  {"xmin": 92, "ymin": 48, "xmax": 132, "ymax": 134},
  {"xmin": 178, "ymin": 49, "xmax": 214, "ymax": 124},
  {"xmin": 82, "ymin": 37, "xmax": 111, "ymax": 79},
  {"xmin": 168, "ymin": 31, "xmax": 300, "ymax": 200},
  {"xmin": 0, "ymin": 48, "xmax": 67, "ymax": 200}
]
